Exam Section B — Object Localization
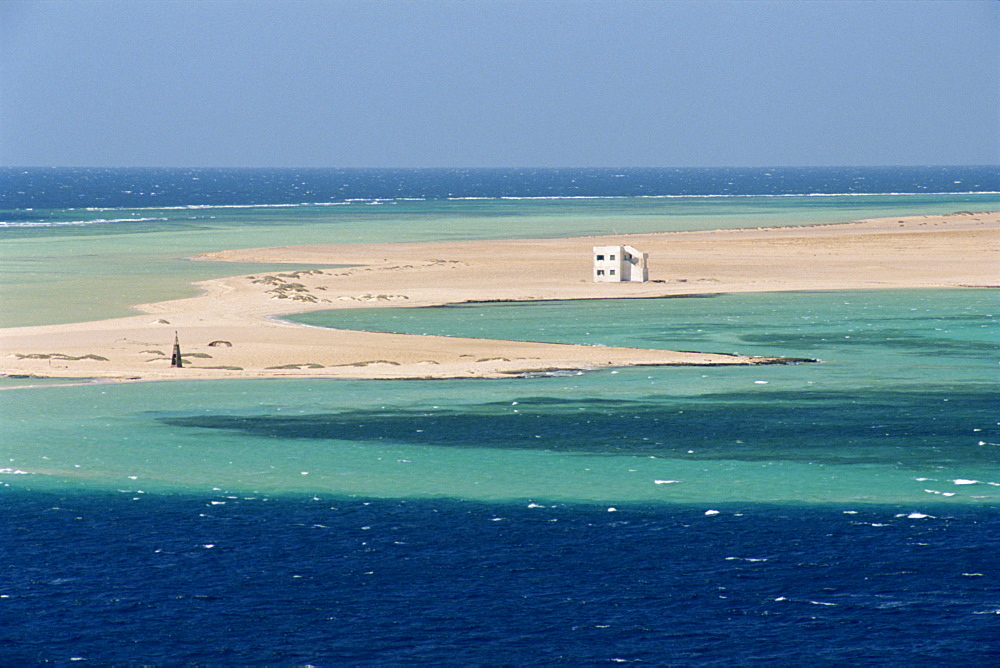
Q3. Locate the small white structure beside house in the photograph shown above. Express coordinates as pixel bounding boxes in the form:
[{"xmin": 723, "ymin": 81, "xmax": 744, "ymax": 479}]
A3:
[{"xmin": 593, "ymin": 245, "xmax": 648, "ymax": 282}]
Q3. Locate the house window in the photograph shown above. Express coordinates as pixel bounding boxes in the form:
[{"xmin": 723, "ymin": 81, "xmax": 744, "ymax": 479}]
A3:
[
  {"xmin": 596, "ymin": 254, "xmax": 605, "ymax": 261},
  {"xmin": 596, "ymin": 270, "xmax": 605, "ymax": 276},
  {"xmin": 609, "ymin": 255, "xmax": 616, "ymax": 260},
  {"xmin": 609, "ymin": 269, "xmax": 616, "ymax": 275}
]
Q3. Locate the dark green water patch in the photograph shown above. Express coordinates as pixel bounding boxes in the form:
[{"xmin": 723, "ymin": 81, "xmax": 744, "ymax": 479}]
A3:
[{"xmin": 158, "ymin": 388, "xmax": 999, "ymax": 467}]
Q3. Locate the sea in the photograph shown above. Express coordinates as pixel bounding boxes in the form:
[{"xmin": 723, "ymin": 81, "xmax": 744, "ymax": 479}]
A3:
[{"xmin": 1, "ymin": 166, "xmax": 998, "ymax": 665}]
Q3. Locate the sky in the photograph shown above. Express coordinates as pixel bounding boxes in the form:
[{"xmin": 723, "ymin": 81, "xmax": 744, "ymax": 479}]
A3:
[{"xmin": 1, "ymin": 0, "xmax": 997, "ymax": 168}]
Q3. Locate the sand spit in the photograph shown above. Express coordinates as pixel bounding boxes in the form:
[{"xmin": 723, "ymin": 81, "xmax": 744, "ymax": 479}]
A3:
[{"xmin": 2, "ymin": 212, "xmax": 997, "ymax": 383}]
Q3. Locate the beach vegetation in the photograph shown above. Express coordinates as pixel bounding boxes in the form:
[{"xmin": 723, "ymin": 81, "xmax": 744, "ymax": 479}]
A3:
[
  {"xmin": 339, "ymin": 360, "xmax": 401, "ymax": 367},
  {"xmin": 266, "ymin": 363, "xmax": 325, "ymax": 369},
  {"xmin": 15, "ymin": 353, "xmax": 109, "ymax": 361}
]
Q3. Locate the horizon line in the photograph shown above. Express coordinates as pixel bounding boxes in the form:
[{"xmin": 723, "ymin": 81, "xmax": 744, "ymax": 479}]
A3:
[{"xmin": 4, "ymin": 164, "xmax": 999, "ymax": 171}]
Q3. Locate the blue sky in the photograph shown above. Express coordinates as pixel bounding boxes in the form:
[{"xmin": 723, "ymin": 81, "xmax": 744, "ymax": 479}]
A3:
[{"xmin": 1, "ymin": 0, "xmax": 997, "ymax": 168}]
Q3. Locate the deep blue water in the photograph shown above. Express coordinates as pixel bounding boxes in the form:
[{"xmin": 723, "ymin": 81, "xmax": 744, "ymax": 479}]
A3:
[
  {"xmin": 2, "ymin": 491, "xmax": 998, "ymax": 666},
  {"xmin": 3, "ymin": 165, "xmax": 999, "ymax": 209}
]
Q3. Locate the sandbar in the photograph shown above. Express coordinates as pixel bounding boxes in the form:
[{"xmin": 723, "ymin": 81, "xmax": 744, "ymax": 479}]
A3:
[{"xmin": 2, "ymin": 211, "xmax": 997, "ymax": 383}]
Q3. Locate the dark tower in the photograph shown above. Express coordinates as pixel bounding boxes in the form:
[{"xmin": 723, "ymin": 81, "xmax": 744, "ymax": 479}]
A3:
[{"xmin": 170, "ymin": 332, "xmax": 183, "ymax": 368}]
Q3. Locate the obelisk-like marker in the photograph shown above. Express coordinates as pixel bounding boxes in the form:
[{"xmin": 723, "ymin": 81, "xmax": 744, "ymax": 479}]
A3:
[{"xmin": 170, "ymin": 332, "xmax": 183, "ymax": 368}]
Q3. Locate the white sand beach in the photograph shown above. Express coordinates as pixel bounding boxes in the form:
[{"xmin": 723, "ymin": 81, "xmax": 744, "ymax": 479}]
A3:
[{"xmin": 2, "ymin": 211, "xmax": 997, "ymax": 382}]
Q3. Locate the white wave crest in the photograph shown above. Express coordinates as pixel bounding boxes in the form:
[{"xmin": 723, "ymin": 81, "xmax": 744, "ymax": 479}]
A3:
[
  {"xmin": 0, "ymin": 217, "xmax": 168, "ymax": 228},
  {"xmin": 23, "ymin": 190, "xmax": 995, "ymax": 214}
]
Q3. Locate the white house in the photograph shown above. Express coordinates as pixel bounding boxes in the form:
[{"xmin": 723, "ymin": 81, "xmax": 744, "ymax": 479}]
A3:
[{"xmin": 593, "ymin": 245, "xmax": 648, "ymax": 282}]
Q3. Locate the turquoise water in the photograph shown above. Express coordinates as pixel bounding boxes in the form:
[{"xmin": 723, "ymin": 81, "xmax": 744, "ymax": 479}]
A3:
[
  {"xmin": 2, "ymin": 373, "xmax": 997, "ymax": 505},
  {"xmin": 2, "ymin": 193, "xmax": 997, "ymax": 327},
  {"xmin": 289, "ymin": 289, "xmax": 997, "ymax": 384}
]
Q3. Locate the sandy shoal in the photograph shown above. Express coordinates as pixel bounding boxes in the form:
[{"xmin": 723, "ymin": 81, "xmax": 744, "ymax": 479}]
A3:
[{"xmin": 2, "ymin": 211, "xmax": 997, "ymax": 383}]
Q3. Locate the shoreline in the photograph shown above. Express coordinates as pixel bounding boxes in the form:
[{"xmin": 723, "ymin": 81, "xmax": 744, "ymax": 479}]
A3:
[{"xmin": 2, "ymin": 211, "xmax": 997, "ymax": 383}]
